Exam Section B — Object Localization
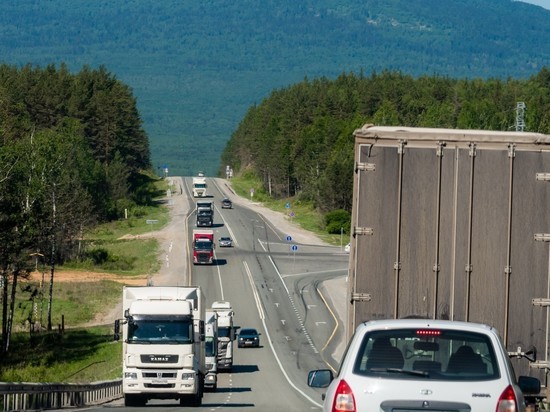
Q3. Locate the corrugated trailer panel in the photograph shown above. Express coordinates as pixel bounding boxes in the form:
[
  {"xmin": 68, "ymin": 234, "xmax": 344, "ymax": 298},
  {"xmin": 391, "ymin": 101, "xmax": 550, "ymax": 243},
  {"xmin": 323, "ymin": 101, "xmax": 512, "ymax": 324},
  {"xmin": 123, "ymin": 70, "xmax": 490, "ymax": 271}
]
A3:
[{"xmin": 349, "ymin": 125, "xmax": 550, "ymax": 377}]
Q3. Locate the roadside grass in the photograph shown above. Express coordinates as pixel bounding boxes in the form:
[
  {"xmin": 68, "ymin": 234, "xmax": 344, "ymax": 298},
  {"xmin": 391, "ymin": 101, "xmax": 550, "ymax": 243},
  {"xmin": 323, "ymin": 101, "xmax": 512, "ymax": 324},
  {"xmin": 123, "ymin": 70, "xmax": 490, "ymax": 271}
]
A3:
[
  {"xmin": 0, "ymin": 326, "xmax": 121, "ymax": 383},
  {"xmin": 14, "ymin": 280, "xmax": 124, "ymax": 331},
  {"xmin": 62, "ymin": 238, "xmax": 160, "ymax": 276},
  {"xmin": 230, "ymin": 173, "xmax": 342, "ymax": 245}
]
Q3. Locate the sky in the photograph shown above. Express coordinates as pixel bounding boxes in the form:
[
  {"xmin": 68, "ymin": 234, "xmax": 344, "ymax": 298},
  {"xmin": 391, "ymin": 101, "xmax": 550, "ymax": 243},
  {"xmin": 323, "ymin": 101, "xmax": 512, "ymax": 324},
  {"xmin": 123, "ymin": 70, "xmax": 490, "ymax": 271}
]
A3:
[{"xmin": 519, "ymin": 0, "xmax": 550, "ymax": 9}]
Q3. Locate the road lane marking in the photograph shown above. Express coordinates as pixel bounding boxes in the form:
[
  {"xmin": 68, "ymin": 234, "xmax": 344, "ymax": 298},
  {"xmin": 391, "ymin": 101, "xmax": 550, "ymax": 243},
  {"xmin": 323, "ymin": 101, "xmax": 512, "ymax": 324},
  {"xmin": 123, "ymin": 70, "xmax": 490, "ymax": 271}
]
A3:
[{"xmin": 242, "ymin": 258, "xmax": 323, "ymax": 409}]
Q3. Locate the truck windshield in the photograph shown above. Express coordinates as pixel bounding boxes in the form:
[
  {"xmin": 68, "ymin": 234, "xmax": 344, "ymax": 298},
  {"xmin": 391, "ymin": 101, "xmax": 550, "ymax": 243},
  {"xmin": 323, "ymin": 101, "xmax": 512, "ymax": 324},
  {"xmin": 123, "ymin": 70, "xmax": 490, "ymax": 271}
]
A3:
[
  {"xmin": 128, "ymin": 319, "xmax": 193, "ymax": 344},
  {"xmin": 218, "ymin": 326, "xmax": 231, "ymax": 338},
  {"xmin": 195, "ymin": 241, "xmax": 212, "ymax": 250}
]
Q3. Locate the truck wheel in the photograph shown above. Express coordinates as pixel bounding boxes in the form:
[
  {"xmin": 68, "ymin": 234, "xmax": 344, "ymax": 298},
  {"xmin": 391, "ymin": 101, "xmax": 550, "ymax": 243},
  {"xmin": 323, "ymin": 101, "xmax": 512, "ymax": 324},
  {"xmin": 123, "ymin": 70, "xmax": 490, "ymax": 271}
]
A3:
[
  {"xmin": 181, "ymin": 394, "xmax": 202, "ymax": 407},
  {"xmin": 124, "ymin": 394, "xmax": 145, "ymax": 407}
]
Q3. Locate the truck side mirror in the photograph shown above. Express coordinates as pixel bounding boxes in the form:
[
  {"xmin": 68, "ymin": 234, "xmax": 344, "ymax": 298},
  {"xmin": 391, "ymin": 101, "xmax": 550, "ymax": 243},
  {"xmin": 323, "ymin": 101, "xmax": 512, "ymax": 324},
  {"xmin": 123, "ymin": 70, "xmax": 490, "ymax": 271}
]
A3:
[
  {"xmin": 232, "ymin": 326, "xmax": 241, "ymax": 341},
  {"xmin": 114, "ymin": 319, "xmax": 120, "ymax": 341},
  {"xmin": 199, "ymin": 320, "xmax": 205, "ymax": 341}
]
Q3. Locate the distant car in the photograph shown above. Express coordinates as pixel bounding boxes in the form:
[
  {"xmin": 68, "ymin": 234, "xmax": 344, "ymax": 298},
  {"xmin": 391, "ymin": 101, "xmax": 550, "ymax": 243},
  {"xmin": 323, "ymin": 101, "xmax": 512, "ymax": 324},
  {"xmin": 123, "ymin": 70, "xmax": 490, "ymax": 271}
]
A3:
[
  {"xmin": 221, "ymin": 198, "xmax": 232, "ymax": 209},
  {"xmin": 344, "ymin": 243, "xmax": 351, "ymax": 253},
  {"xmin": 238, "ymin": 328, "xmax": 261, "ymax": 348},
  {"xmin": 219, "ymin": 236, "xmax": 232, "ymax": 247}
]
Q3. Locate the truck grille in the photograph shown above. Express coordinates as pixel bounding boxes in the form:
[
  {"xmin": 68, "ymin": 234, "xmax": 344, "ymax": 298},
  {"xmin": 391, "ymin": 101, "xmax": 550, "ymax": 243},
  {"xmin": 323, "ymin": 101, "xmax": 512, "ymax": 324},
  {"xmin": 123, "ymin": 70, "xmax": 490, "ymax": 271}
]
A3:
[
  {"xmin": 142, "ymin": 372, "xmax": 177, "ymax": 378},
  {"xmin": 197, "ymin": 253, "xmax": 211, "ymax": 263},
  {"xmin": 140, "ymin": 354, "xmax": 178, "ymax": 363},
  {"xmin": 144, "ymin": 383, "xmax": 175, "ymax": 389}
]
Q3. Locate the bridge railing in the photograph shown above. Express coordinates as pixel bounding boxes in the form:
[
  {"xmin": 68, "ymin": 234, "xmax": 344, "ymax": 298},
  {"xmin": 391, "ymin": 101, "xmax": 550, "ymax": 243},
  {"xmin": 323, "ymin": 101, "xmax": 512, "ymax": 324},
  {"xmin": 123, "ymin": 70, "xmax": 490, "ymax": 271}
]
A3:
[{"xmin": 0, "ymin": 380, "xmax": 122, "ymax": 411}]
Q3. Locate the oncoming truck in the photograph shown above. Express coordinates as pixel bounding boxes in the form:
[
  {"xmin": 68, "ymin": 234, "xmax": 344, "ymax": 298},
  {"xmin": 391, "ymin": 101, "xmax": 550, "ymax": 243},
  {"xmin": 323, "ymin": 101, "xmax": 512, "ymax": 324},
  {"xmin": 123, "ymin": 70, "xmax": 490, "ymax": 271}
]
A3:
[
  {"xmin": 115, "ymin": 286, "xmax": 206, "ymax": 407},
  {"xmin": 348, "ymin": 124, "xmax": 550, "ymax": 382},
  {"xmin": 192, "ymin": 229, "xmax": 214, "ymax": 265},
  {"xmin": 211, "ymin": 301, "xmax": 238, "ymax": 371},
  {"xmin": 196, "ymin": 201, "xmax": 214, "ymax": 227},
  {"xmin": 192, "ymin": 177, "xmax": 207, "ymax": 197},
  {"xmin": 204, "ymin": 310, "xmax": 218, "ymax": 390}
]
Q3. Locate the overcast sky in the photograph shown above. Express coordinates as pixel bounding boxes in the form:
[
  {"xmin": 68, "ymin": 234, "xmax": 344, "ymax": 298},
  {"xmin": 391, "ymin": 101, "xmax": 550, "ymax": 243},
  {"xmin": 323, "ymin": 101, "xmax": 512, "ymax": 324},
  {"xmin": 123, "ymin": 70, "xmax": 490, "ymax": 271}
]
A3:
[{"xmin": 518, "ymin": 0, "xmax": 550, "ymax": 9}]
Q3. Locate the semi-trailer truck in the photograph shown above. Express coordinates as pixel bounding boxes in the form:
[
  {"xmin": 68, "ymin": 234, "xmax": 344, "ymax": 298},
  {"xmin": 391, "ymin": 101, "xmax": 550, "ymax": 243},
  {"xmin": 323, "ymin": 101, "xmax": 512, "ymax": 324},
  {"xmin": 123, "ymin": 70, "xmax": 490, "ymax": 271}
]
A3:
[
  {"xmin": 348, "ymin": 124, "xmax": 550, "ymax": 381},
  {"xmin": 115, "ymin": 286, "xmax": 206, "ymax": 407},
  {"xmin": 192, "ymin": 177, "xmax": 207, "ymax": 197},
  {"xmin": 211, "ymin": 301, "xmax": 238, "ymax": 371},
  {"xmin": 196, "ymin": 201, "xmax": 214, "ymax": 227},
  {"xmin": 204, "ymin": 310, "xmax": 218, "ymax": 390},
  {"xmin": 192, "ymin": 229, "xmax": 214, "ymax": 265}
]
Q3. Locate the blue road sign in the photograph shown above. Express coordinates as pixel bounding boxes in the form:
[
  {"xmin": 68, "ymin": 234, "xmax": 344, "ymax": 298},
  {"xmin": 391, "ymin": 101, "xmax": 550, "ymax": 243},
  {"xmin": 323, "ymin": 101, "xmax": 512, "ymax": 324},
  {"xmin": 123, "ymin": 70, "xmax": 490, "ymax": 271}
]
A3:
[
  {"xmin": 286, "ymin": 235, "xmax": 292, "ymax": 242},
  {"xmin": 291, "ymin": 244, "xmax": 298, "ymax": 252}
]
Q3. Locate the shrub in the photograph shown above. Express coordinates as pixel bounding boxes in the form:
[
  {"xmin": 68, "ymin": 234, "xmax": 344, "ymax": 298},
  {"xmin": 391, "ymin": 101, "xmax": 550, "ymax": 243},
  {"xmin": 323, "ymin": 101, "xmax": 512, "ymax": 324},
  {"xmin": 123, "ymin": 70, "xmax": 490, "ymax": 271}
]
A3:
[{"xmin": 325, "ymin": 209, "xmax": 351, "ymax": 235}]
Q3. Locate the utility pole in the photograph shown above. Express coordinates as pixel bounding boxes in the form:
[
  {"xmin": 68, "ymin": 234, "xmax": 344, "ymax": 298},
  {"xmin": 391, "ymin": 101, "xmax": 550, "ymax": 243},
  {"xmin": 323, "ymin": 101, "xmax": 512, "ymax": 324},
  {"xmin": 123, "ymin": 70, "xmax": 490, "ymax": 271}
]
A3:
[{"xmin": 516, "ymin": 102, "xmax": 526, "ymax": 132}]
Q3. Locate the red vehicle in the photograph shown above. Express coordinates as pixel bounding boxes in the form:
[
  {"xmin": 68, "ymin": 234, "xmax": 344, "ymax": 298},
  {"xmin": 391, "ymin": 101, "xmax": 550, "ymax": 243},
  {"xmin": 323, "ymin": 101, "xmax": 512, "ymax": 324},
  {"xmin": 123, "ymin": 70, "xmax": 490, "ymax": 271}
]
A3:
[{"xmin": 193, "ymin": 229, "xmax": 214, "ymax": 265}]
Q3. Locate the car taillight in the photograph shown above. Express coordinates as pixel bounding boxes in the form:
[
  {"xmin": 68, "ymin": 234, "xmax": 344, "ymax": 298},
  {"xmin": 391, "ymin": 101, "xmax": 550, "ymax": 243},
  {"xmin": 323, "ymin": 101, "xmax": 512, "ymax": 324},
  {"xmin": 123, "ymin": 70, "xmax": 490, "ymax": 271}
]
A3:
[
  {"xmin": 496, "ymin": 385, "xmax": 518, "ymax": 412},
  {"xmin": 332, "ymin": 379, "xmax": 355, "ymax": 412}
]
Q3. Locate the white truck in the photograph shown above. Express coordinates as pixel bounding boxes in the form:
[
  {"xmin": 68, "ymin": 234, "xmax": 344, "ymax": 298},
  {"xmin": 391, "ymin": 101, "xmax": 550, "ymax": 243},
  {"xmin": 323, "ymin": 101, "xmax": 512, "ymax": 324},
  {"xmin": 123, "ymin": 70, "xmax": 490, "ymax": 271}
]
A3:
[
  {"xmin": 204, "ymin": 310, "xmax": 218, "ymax": 391},
  {"xmin": 115, "ymin": 286, "xmax": 206, "ymax": 407},
  {"xmin": 211, "ymin": 301, "xmax": 238, "ymax": 371},
  {"xmin": 192, "ymin": 176, "xmax": 207, "ymax": 197}
]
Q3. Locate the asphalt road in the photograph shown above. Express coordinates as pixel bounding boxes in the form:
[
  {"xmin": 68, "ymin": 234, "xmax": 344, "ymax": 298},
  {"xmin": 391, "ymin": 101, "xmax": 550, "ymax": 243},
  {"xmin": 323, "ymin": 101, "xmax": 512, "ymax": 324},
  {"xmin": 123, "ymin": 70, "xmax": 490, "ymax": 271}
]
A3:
[{"xmin": 92, "ymin": 176, "xmax": 349, "ymax": 411}]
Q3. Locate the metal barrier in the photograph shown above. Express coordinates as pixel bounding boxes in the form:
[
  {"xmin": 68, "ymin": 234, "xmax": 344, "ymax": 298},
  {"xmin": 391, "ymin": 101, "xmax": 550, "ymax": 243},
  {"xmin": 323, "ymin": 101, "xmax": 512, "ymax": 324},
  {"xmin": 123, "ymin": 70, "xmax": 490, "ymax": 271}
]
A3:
[{"xmin": 0, "ymin": 380, "xmax": 122, "ymax": 411}]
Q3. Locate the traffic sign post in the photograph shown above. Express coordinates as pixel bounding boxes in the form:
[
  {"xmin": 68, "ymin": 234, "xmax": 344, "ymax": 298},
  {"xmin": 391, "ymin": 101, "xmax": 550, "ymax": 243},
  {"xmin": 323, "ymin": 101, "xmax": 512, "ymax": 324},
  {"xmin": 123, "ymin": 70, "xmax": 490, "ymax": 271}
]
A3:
[
  {"xmin": 146, "ymin": 219, "xmax": 159, "ymax": 231},
  {"xmin": 291, "ymin": 244, "xmax": 298, "ymax": 267}
]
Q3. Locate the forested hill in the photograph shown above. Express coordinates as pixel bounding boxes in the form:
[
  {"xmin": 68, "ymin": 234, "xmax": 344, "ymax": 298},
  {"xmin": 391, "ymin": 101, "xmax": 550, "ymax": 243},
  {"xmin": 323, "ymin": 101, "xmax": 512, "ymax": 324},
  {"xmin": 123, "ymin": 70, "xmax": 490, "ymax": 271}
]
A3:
[
  {"xmin": 0, "ymin": 0, "xmax": 549, "ymax": 176},
  {"xmin": 221, "ymin": 69, "xmax": 550, "ymax": 218}
]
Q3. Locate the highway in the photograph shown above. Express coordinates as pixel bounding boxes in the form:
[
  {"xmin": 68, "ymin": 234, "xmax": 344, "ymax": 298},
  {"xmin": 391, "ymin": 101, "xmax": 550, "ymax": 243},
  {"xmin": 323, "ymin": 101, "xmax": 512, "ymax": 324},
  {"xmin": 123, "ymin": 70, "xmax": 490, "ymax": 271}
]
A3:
[{"xmin": 93, "ymin": 176, "xmax": 348, "ymax": 411}]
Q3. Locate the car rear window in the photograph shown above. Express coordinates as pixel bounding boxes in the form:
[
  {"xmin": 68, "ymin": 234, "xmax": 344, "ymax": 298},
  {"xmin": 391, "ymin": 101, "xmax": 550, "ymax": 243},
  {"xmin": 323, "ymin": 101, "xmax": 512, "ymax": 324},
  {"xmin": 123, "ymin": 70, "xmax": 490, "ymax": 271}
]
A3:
[{"xmin": 353, "ymin": 328, "xmax": 500, "ymax": 381}]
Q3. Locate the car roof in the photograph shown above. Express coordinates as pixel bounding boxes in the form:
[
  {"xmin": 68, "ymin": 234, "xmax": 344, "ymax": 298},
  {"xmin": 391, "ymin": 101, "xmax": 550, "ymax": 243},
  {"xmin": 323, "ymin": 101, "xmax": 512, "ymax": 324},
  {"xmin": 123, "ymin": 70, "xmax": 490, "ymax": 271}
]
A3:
[
  {"xmin": 240, "ymin": 328, "xmax": 257, "ymax": 333},
  {"xmin": 358, "ymin": 318, "xmax": 497, "ymax": 334}
]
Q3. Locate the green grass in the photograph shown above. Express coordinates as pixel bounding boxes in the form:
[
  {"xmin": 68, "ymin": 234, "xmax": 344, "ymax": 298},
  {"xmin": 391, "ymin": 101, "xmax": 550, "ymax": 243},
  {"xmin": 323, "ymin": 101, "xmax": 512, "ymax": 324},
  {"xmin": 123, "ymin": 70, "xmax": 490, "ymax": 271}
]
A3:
[
  {"xmin": 88, "ymin": 204, "xmax": 170, "ymax": 241},
  {"xmin": 63, "ymin": 238, "xmax": 160, "ymax": 276},
  {"xmin": 1, "ymin": 326, "xmax": 121, "ymax": 383},
  {"xmin": 14, "ymin": 280, "xmax": 124, "ymax": 331},
  {"xmin": 230, "ymin": 173, "xmax": 341, "ymax": 245}
]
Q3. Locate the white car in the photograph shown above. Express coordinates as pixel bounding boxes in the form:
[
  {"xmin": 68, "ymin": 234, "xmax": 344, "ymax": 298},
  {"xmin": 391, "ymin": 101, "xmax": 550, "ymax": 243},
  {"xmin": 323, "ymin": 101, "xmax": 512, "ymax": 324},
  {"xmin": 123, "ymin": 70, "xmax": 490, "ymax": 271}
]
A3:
[
  {"xmin": 218, "ymin": 236, "xmax": 232, "ymax": 247},
  {"xmin": 308, "ymin": 319, "xmax": 540, "ymax": 412}
]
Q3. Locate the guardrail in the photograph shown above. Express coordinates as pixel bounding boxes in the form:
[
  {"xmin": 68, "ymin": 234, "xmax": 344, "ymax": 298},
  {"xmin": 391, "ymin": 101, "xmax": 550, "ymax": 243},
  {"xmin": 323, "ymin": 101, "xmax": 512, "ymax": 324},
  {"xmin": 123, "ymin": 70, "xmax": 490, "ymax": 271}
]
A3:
[{"xmin": 0, "ymin": 380, "xmax": 122, "ymax": 411}]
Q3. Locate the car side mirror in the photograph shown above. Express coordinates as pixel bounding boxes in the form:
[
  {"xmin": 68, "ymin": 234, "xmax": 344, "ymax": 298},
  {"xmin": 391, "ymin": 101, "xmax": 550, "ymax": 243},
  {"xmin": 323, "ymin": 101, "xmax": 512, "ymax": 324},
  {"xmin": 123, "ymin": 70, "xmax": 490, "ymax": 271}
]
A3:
[
  {"xmin": 518, "ymin": 376, "xmax": 541, "ymax": 395},
  {"xmin": 307, "ymin": 369, "xmax": 333, "ymax": 388}
]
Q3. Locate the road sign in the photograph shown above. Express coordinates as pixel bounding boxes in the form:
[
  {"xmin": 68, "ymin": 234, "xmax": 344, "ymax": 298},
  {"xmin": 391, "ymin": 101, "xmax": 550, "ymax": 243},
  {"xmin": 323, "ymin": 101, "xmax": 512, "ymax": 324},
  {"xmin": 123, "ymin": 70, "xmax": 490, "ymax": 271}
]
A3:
[
  {"xmin": 285, "ymin": 202, "xmax": 291, "ymax": 209},
  {"xmin": 289, "ymin": 211, "xmax": 295, "ymax": 217},
  {"xmin": 146, "ymin": 219, "xmax": 159, "ymax": 224},
  {"xmin": 291, "ymin": 244, "xmax": 298, "ymax": 252},
  {"xmin": 286, "ymin": 235, "xmax": 292, "ymax": 242}
]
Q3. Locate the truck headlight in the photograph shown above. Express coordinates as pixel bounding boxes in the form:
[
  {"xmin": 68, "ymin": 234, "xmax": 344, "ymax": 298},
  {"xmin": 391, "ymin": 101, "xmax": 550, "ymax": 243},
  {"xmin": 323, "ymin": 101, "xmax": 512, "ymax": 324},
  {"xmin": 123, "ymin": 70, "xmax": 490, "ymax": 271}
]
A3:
[
  {"xmin": 124, "ymin": 372, "xmax": 138, "ymax": 379},
  {"xmin": 182, "ymin": 373, "xmax": 195, "ymax": 380}
]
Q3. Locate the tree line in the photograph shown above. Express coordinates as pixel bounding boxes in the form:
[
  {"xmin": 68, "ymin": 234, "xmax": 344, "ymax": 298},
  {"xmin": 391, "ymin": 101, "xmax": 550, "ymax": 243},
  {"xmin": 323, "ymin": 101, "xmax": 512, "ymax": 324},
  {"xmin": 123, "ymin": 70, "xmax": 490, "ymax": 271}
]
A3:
[
  {"xmin": 0, "ymin": 63, "xmax": 151, "ymax": 353},
  {"xmin": 221, "ymin": 68, "xmax": 550, "ymax": 221}
]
